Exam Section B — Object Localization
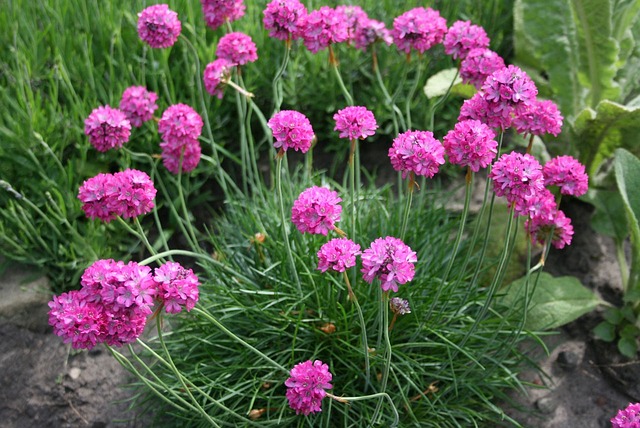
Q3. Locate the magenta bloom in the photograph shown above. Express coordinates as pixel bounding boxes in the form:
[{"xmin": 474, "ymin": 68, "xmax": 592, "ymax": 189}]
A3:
[
  {"xmin": 112, "ymin": 169, "xmax": 157, "ymax": 219},
  {"xmin": 298, "ymin": 6, "xmax": 349, "ymax": 53},
  {"xmin": 137, "ymin": 4, "xmax": 181, "ymax": 49},
  {"xmin": 201, "ymin": 0, "xmax": 245, "ymax": 30},
  {"xmin": 612, "ymin": 402, "xmax": 640, "ymax": 428},
  {"xmin": 391, "ymin": 7, "xmax": 447, "ymax": 55},
  {"xmin": 216, "ymin": 32, "xmax": 258, "ymax": 66},
  {"xmin": 481, "ymin": 65, "xmax": 538, "ymax": 116},
  {"xmin": 268, "ymin": 110, "xmax": 315, "ymax": 153},
  {"xmin": 515, "ymin": 187, "xmax": 557, "ymax": 220},
  {"xmin": 459, "ymin": 91, "xmax": 512, "ymax": 130},
  {"xmin": 443, "ymin": 120, "xmax": 497, "ymax": 172},
  {"xmin": 443, "ymin": 20, "xmax": 490, "ymax": 60},
  {"xmin": 333, "ymin": 106, "xmax": 378, "ymax": 141},
  {"xmin": 361, "ymin": 236, "xmax": 417, "ymax": 292},
  {"xmin": 84, "ymin": 106, "xmax": 131, "ymax": 152},
  {"xmin": 460, "ymin": 48, "xmax": 506, "ymax": 89},
  {"xmin": 526, "ymin": 209, "xmax": 574, "ymax": 249},
  {"xmin": 160, "ymin": 138, "xmax": 202, "ymax": 174},
  {"xmin": 158, "ymin": 104, "xmax": 203, "ymax": 145},
  {"xmin": 119, "ymin": 86, "xmax": 158, "ymax": 128},
  {"xmin": 317, "ymin": 238, "xmax": 361, "ymax": 273},
  {"xmin": 203, "ymin": 58, "xmax": 234, "ymax": 99},
  {"xmin": 285, "ymin": 360, "xmax": 333, "ymax": 415},
  {"xmin": 153, "ymin": 262, "xmax": 200, "ymax": 314},
  {"xmin": 291, "ymin": 186, "xmax": 342, "ymax": 235},
  {"xmin": 48, "ymin": 290, "xmax": 105, "ymax": 350},
  {"xmin": 78, "ymin": 173, "xmax": 120, "ymax": 222},
  {"xmin": 353, "ymin": 17, "xmax": 392, "ymax": 51},
  {"xmin": 489, "ymin": 152, "xmax": 545, "ymax": 206},
  {"xmin": 388, "ymin": 130, "xmax": 445, "ymax": 179},
  {"xmin": 543, "ymin": 155, "xmax": 589, "ymax": 197},
  {"xmin": 390, "ymin": 297, "xmax": 411, "ymax": 315},
  {"xmin": 513, "ymin": 99, "xmax": 564, "ymax": 137},
  {"xmin": 335, "ymin": 5, "xmax": 368, "ymax": 41},
  {"xmin": 263, "ymin": 0, "xmax": 308, "ymax": 41}
]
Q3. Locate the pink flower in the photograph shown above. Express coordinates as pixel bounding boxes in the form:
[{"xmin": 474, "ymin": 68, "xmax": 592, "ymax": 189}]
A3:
[
  {"xmin": 489, "ymin": 151, "xmax": 545, "ymax": 206},
  {"xmin": 48, "ymin": 290, "xmax": 105, "ymax": 350},
  {"xmin": 137, "ymin": 4, "xmax": 181, "ymax": 49},
  {"xmin": 353, "ymin": 17, "xmax": 392, "ymax": 51},
  {"xmin": 119, "ymin": 86, "xmax": 158, "ymax": 128},
  {"xmin": 443, "ymin": 120, "xmax": 497, "ymax": 172},
  {"xmin": 203, "ymin": 58, "xmax": 234, "ymax": 99},
  {"xmin": 317, "ymin": 238, "xmax": 361, "ymax": 273},
  {"xmin": 515, "ymin": 187, "xmax": 557, "ymax": 220},
  {"xmin": 153, "ymin": 261, "xmax": 200, "ymax": 313},
  {"xmin": 201, "ymin": 0, "xmax": 245, "ymax": 30},
  {"xmin": 268, "ymin": 110, "xmax": 315, "ymax": 153},
  {"xmin": 481, "ymin": 65, "xmax": 538, "ymax": 116},
  {"xmin": 459, "ymin": 48, "xmax": 506, "ymax": 89},
  {"xmin": 612, "ymin": 402, "xmax": 640, "ymax": 428},
  {"xmin": 112, "ymin": 169, "xmax": 157, "ymax": 219},
  {"xmin": 216, "ymin": 32, "xmax": 258, "ymax": 66},
  {"xmin": 333, "ymin": 106, "xmax": 378, "ymax": 141},
  {"xmin": 335, "ymin": 5, "xmax": 368, "ymax": 41},
  {"xmin": 158, "ymin": 103, "xmax": 204, "ymax": 145},
  {"xmin": 388, "ymin": 130, "xmax": 445, "ymax": 179},
  {"xmin": 298, "ymin": 6, "xmax": 349, "ymax": 53},
  {"xmin": 513, "ymin": 99, "xmax": 564, "ymax": 137},
  {"xmin": 543, "ymin": 155, "xmax": 589, "ymax": 197},
  {"xmin": 390, "ymin": 297, "xmax": 411, "ymax": 315},
  {"xmin": 291, "ymin": 186, "xmax": 342, "ymax": 235},
  {"xmin": 78, "ymin": 173, "xmax": 119, "ymax": 222},
  {"xmin": 361, "ymin": 236, "xmax": 417, "ymax": 292},
  {"xmin": 285, "ymin": 360, "xmax": 333, "ymax": 415},
  {"xmin": 160, "ymin": 138, "xmax": 202, "ymax": 174},
  {"xmin": 526, "ymin": 209, "xmax": 574, "ymax": 249},
  {"xmin": 263, "ymin": 0, "xmax": 308, "ymax": 41},
  {"xmin": 84, "ymin": 106, "xmax": 131, "ymax": 152},
  {"xmin": 459, "ymin": 91, "xmax": 512, "ymax": 130},
  {"xmin": 443, "ymin": 20, "xmax": 490, "ymax": 60},
  {"xmin": 391, "ymin": 7, "xmax": 447, "ymax": 54}
]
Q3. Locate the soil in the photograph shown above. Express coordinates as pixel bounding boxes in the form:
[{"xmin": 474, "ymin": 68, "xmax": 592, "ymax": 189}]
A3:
[{"xmin": 0, "ymin": 197, "xmax": 637, "ymax": 427}]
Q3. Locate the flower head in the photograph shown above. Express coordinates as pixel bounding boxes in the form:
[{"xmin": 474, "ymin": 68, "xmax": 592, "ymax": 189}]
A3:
[
  {"xmin": 78, "ymin": 173, "xmax": 120, "ymax": 222},
  {"xmin": 317, "ymin": 238, "xmax": 361, "ymax": 273},
  {"xmin": 513, "ymin": 99, "xmax": 564, "ymax": 137},
  {"xmin": 612, "ymin": 402, "xmax": 640, "ymax": 428},
  {"xmin": 390, "ymin": 297, "xmax": 411, "ymax": 315},
  {"xmin": 388, "ymin": 130, "xmax": 445, "ymax": 179},
  {"xmin": 216, "ymin": 32, "xmax": 258, "ymax": 66},
  {"xmin": 391, "ymin": 7, "xmax": 447, "ymax": 55},
  {"xmin": 335, "ymin": 5, "xmax": 368, "ymax": 41},
  {"xmin": 137, "ymin": 4, "xmax": 181, "ymax": 49},
  {"xmin": 153, "ymin": 262, "xmax": 200, "ymax": 313},
  {"xmin": 263, "ymin": 0, "xmax": 307, "ymax": 41},
  {"xmin": 203, "ymin": 58, "xmax": 234, "ymax": 99},
  {"xmin": 268, "ymin": 110, "xmax": 315, "ymax": 153},
  {"xmin": 443, "ymin": 120, "xmax": 497, "ymax": 172},
  {"xmin": 201, "ymin": 0, "xmax": 246, "ymax": 30},
  {"xmin": 158, "ymin": 104, "xmax": 203, "ymax": 145},
  {"xmin": 526, "ymin": 209, "xmax": 574, "ymax": 249},
  {"xmin": 291, "ymin": 186, "xmax": 342, "ymax": 235},
  {"xmin": 298, "ymin": 6, "xmax": 349, "ymax": 53},
  {"xmin": 112, "ymin": 169, "xmax": 157, "ymax": 219},
  {"xmin": 443, "ymin": 20, "xmax": 490, "ymax": 60},
  {"xmin": 333, "ymin": 106, "xmax": 378, "ymax": 141},
  {"xmin": 543, "ymin": 155, "xmax": 589, "ymax": 197},
  {"xmin": 361, "ymin": 236, "xmax": 417, "ymax": 292},
  {"xmin": 460, "ymin": 48, "xmax": 506, "ymax": 89},
  {"xmin": 119, "ymin": 86, "xmax": 159, "ymax": 128},
  {"xmin": 489, "ymin": 151, "xmax": 545, "ymax": 206},
  {"xmin": 48, "ymin": 290, "xmax": 105, "ymax": 350},
  {"xmin": 160, "ymin": 138, "xmax": 202, "ymax": 174},
  {"xmin": 84, "ymin": 106, "xmax": 131, "ymax": 152},
  {"xmin": 481, "ymin": 65, "xmax": 538, "ymax": 116},
  {"xmin": 353, "ymin": 17, "xmax": 392, "ymax": 51},
  {"xmin": 459, "ymin": 91, "xmax": 512, "ymax": 130},
  {"xmin": 285, "ymin": 360, "xmax": 333, "ymax": 415}
]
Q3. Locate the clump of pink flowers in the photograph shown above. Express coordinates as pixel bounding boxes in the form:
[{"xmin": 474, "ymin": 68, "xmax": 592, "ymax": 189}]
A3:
[
  {"xmin": 333, "ymin": 106, "xmax": 378, "ymax": 141},
  {"xmin": 459, "ymin": 48, "xmax": 506, "ymax": 89},
  {"xmin": 526, "ymin": 208, "xmax": 574, "ymax": 249},
  {"xmin": 268, "ymin": 110, "xmax": 315, "ymax": 153},
  {"xmin": 291, "ymin": 186, "xmax": 342, "ymax": 235},
  {"xmin": 317, "ymin": 238, "xmax": 361, "ymax": 273},
  {"xmin": 443, "ymin": 120, "xmax": 497, "ymax": 172},
  {"xmin": 489, "ymin": 151, "xmax": 545, "ymax": 207},
  {"xmin": 216, "ymin": 32, "xmax": 258, "ymax": 66},
  {"xmin": 137, "ymin": 4, "xmax": 181, "ymax": 49},
  {"xmin": 298, "ymin": 6, "xmax": 349, "ymax": 53},
  {"xmin": 153, "ymin": 261, "xmax": 200, "ymax": 313},
  {"xmin": 119, "ymin": 86, "xmax": 158, "ymax": 128},
  {"xmin": 513, "ymin": 99, "xmax": 564, "ymax": 137},
  {"xmin": 285, "ymin": 360, "xmax": 333, "ymax": 415},
  {"xmin": 391, "ymin": 7, "xmax": 447, "ymax": 55},
  {"xmin": 158, "ymin": 104, "xmax": 204, "ymax": 174},
  {"xmin": 611, "ymin": 402, "xmax": 640, "ymax": 428},
  {"xmin": 353, "ymin": 17, "xmax": 392, "ymax": 51},
  {"xmin": 84, "ymin": 106, "xmax": 131, "ymax": 152},
  {"xmin": 481, "ymin": 65, "xmax": 538, "ymax": 115},
  {"xmin": 203, "ymin": 58, "xmax": 234, "ymax": 99},
  {"xmin": 263, "ymin": 0, "xmax": 307, "ymax": 41},
  {"xmin": 388, "ymin": 130, "xmax": 445, "ymax": 179},
  {"xmin": 361, "ymin": 236, "xmax": 417, "ymax": 292},
  {"xmin": 443, "ymin": 20, "xmax": 490, "ymax": 60},
  {"xmin": 201, "ymin": 0, "xmax": 246, "ymax": 30},
  {"xmin": 543, "ymin": 155, "xmax": 589, "ymax": 197}
]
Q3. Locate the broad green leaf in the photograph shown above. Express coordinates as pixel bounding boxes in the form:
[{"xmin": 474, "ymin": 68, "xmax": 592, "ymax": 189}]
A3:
[
  {"xmin": 594, "ymin": 321, "xmax": 616, "ymax": 341},
  {"xmin": 501, "ymin": 272, "xmax": 604, "ymax": 330},
  {"xmin": 423, "ymin": 68, "xmax": 462, "ymax": 99},
  {"xmin": 603, "ymin": 307, "xmax": 624, "ymax": 324},
  {"xmin": 617, "ymin": 336, "xmax": 638, "ymax": 357},
  {"xmin": 615, "ymin": 148, "xmax": 640, "ymax": 292},
  {"xmin": 587, "ymin": 188, "xmax": 628, "ymax": 243}
]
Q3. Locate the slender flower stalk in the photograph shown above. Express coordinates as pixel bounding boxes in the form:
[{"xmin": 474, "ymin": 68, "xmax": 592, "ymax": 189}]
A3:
[
  {"xmin": 342, "ymin": 270, "xmax": 371, "ymax": 387},
  {"xmin": 372, "ymin": 291, "xmax": 393, "ymax": 424},
  {"xmin": 276, "ymin": 155, "xmax": 302, "ymax": 295},
  {"xmin": 326, "ymin": 392, "xmax": 399, "ymax": 427},
  {"xmin": 272, "ymin": 40, "xmax": 291, "ymax": 115}
]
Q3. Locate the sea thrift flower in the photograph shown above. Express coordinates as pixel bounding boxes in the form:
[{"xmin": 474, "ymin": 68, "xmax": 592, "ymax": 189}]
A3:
[
  {"xmin": 48, "ymin": 290, "xmax": 105, "ymax": 350},
  {"xmin": 201, "ymin": 0, "xmax": 246, "ymax": 30},
  {"xmin": 443, "ymin": 20, "xmax": 490, "ymax": 60},
  {"xmin": 285, "ymin": 360, "xmax": 333, "ymax": 415},
  {"xmin": 443, "ymin": 120, "xmax": 497, "ymax": 172},
  {"xmin": 361, "ymin": 236, "xmax": 417, "ymax": 292},
  {"xmin": 216, "ymin": 32, "xmax": 258, "ymax": 66},
  {"xmin": 513, "ymin": 99, "xmax": 564, "ymax": 137},
  {"xmin": 298, "ymin": 6, "xmax": 349, "ymax": 53},
  {"xmin": 84, "ymin": 106, "xmax": 131, "ymax": 152},
  {"xmin": 263, "ymin": 0, "xmax": 307, "ymax": 41},
  {"xmin": 112, "ymin": 169, "xmax": 157, "ymax": 219},
  {"xmin": 317, "ymin": 238, "xmax": 361, "ymax": 273},
  {"xmin": 460, "ymin": 48, "xmax": 506, "ymax": 89},
  {"xmin": 611, "ymin": 402, "xmax": 640, "ymax": 428},
  {"xmin": 388, "ymin": 130, "xmax": 445, "ymax": 179},
  {"xmin": 291, "ymin": 186, "xmax": 342, "ymax": 235},
  {"xmin": 543, "ymin": 156, "xmax": 589, "ymax": 197},
  {"xmin": 516, "ymin": 187, "xmax": 557, "ymax": 220},
  {"xmin": 333, "ymin": 106, "xmax": 378, "ymax": 140},
  {"xmin": 160, "ymin": 138, "xmax": 202, "ymax": 174},
  {"xmin": 353, "ymin": 18, "xmax": 392, "ymax": 51},
  {"xmin": 489, "ymin": 152, "xmax": 545, "ymax": 205},
  {"xmin": 78, "ymin": 173, "xmax": 120, "ymax": 222},
  {"xmin": 481, "ymin": 65, "xmax": 538, "ymax": 116},
  {"xmin": 158, "ymin": 104, "xmax": 203, "ymax": 145},
  {"xmin": 119, "ymin": 86, "xmax": 159, "ymax": 128},
  {"xmin": 137, "ymin": 4, "xmax": 181, "ymax": 49},
  {"xmin": 268, "ymin": 110, "xmax": 315, "ymax": 153},
  {"xmin": 459, "ymin": 91, "xmax": 512, "ymax": 130},
  {"xmin": 153, "ymin": 261, "xmax": 200, "ymax": 313},
  {"xmin": 203, "ymin": 58, "xmax": 234, "ymax": 99},
  {"xmin": 335, "ymin": 5, "xmax": 368, "ymax": 41},
  {"xmin": 391, "ymin": 7, "xmax": 447, "ymax": 55},
  {"xmin": 526, "ymin": 209, "xmax": 574, "ymax": 249},
  {"xmin": 390, "ymin": 297, "xmax": 411, "ymax": 315}
]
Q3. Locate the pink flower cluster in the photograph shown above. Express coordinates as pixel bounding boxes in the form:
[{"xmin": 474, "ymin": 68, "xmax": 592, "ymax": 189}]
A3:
[
  {"xmin": 490, "ymin": 152, "xmax": 545, "ymax": 206},
  {"xmin": 158, "ymin": 104, "xmax": 203, "ymax": 174},
  {"xmin": 388, "ymin": 130, "xmax": 445, "ymax": 179},
  {"xmin": 285, "ymin": 360, "xmax": 333, "ymax": 415},
  {"xmin": 333, "ymin": 106, "xmax": 378, "ymax": 141},
  {"xmin": 201, "ymin": 0, "xmax": 246, "ymax": 30},
  {"xmin": 268, "ymin": 110, "xmax": 315, "ymax": 153},
  {"xmin": 543, "ymin": 155, "xmax": 589, "ymax": 197},
  {"xmin": 391, "ymin": 7, "xmax": 447, "ymax": 55},
  {"xmin": 443, "ymin": 120, "xmax": 497, "ymax": 172},
  {"xmin": 361, "ymin": 236, "xmax": 417, "ymax": 292},
  {"xmin": 137, "ymin": 4, "xmax": 181, "ymax": 49},
  {"xmin": 352, "ymin": 17, "xmax": 392, "ymax": 51},
  {"xmin": 119, "ymin": 86, "xmax": 158, "ymax": 128},
  {"xmin": 203, "ymin": 58, "xmax": 234, "ymax": 99},
  {"xmin": 443, "ymin": 20, "xmax": 490, "ymax": 60},
  {"xmin": 291, "ymin": 186, "xmax": 342, "ymax": 235},
  {"xmin": 612, "ymin": 402, "xmax": 640, "ymax": 428},
  {"xmin": 482, "ymin": 65, "xmax": 538, "ymax": 115},
  {"xmin": 513, "ymin": 99, "xmax": 564, "ymax": 137},
  {"xmin": 298, "ymin": 6, "xmax": 349, "ymax": 53},
  {"xmin": 153, "ymin": 261, "xmax": 200, "ymax": 314},
  {"xmin": 216, "ymin": 32, "xmax": 258, "ymax": 66},
  {"xmin": 460, "ymin": 48, "xmax": 506, "ymax": 89},
  {"xmin": 263, "ymin": 0, "xmax": 308, "ymax": 41},
  {"xmin": 78, "ymin": 169, "xmax": 156, "ymax": 222},
  {"xmin": 317, "ymin": 238, "xmax": 361, "ymax": 273},
  {"xmin": 84, "ymin": 106, "xmax": 131, "ymax": 152}
]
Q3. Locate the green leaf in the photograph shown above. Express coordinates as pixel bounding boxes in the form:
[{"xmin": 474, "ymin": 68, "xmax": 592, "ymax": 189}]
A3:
[
  {"xmin": 587, "ymin": 187, "xmax": 629, "ymax": 244},
  {"xmin": 617, "ymin": 336, "xmax": 638, "ymax": 358},
  {"xmin": 594, "ymin": 321, "xmax": 616, "ymax": 342},
  {"xmin": 615, "ymin": 148, "xmax": 640, "ymax": 292},
  {"xmin": 500, "ymin": 272, "xmax": 604, "ymax": 330},
  {"xmin": 603, "ymin": 307, "xmax": 624, "ymax": 324},
  {"xmin": 423, "ymin": 68, "xmax": 462, "ymax": 99},
  {"xmin": 620, "ymin": 323, "xmax": 640, "ymax": 338}
]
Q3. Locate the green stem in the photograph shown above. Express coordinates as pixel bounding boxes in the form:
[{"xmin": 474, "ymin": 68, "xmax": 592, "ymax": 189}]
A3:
[
  {"xmin": 330, "ymin": 46, "xmax": 354, "ymax": 106},
  {"xmin": 116, "ymin": 216, "xmax": 154, "ymax": 256},
  {"xmin": 342, "ymin": 271, "xmax": 371, "ymax": 389},
  {"xmin": 176, "ymin": 164, "xmax": 199, "ymax": 250},
  {"xmin": 272, "ymin": 41, "xmax": 291, "ymax": 115},
  {"xmin": 405, "ymin": 58, "xmax": 425, "ymax": 130},
  {"xmin": 399, "ymin": 174, "xmax": 415, "ymax": 240},
  {"xmin": 372, "ymin": 291, "xmax": 392, "ymax": 424},
  {"xmin": 428, "ymin": 68, "xmax": 459, "ymax": 132},
  {"xmin": 276, "ymin": 155, "xmax": 302, "ymax": 295},
  {"xmin": 326, "ymin": 392, "xmax": 399, "ymax": 427},
  {"xmin": 372, "ymin": 47, "xmax": 405, "ymax": 133}
]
